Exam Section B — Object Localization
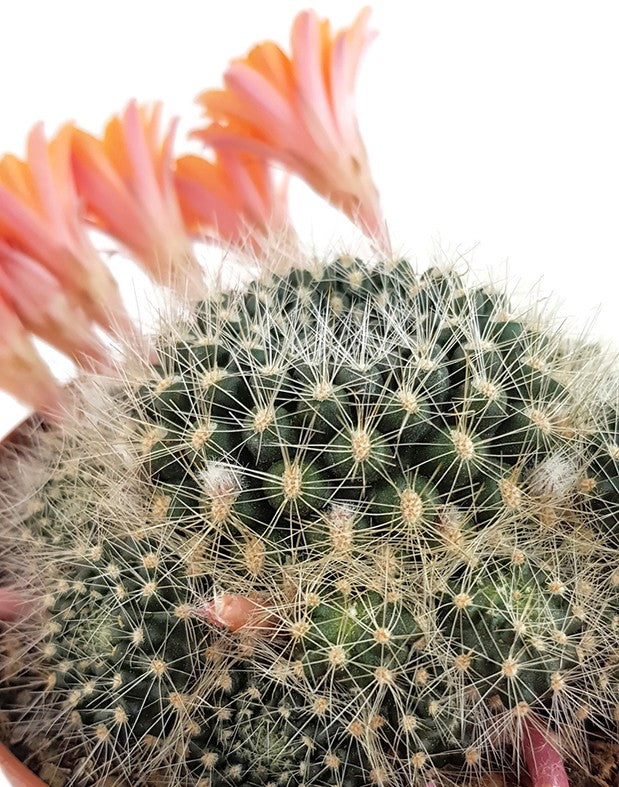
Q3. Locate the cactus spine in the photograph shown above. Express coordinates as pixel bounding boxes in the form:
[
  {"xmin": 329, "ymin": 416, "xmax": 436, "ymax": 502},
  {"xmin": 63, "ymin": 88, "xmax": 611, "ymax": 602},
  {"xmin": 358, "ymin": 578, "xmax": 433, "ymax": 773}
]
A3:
[{"xmin": 1, "ymin": 255, "xmax": 617, "ymax": 786}]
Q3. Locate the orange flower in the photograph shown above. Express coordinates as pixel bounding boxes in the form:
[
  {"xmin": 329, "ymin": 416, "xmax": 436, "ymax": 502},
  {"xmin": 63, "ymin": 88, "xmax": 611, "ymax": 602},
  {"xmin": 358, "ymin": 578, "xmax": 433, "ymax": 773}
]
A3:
[
  {"xmin": 0, "ymin": 289, "xmax": 63, "ymax": 413},
  {"xmin": 193, "ymin": 7, "xmax": 389, "ymax": 250},
  {"xmin": 0, "ymin": 123, "xmax": 127, "ymax": 334},
  {"xmin": 71, "ymin": 101, "xmax": 202, "ymax": 290},
  {"xmin": 175, "ymin": 150, "xmax": 289, "ymax": 249}
]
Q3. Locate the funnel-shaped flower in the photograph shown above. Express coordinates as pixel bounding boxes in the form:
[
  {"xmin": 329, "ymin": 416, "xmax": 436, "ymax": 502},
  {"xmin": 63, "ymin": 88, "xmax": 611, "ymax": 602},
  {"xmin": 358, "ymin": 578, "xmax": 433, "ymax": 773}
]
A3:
[
  {"xmin": 0, "ymin": 290, "xmax": 64, "ymax": 412},
  {"xmin": 193, "ymin": 7, "xmax": 388, "ymax": 250},
  {"xmin": 0, "ymin": 246, "xmax": 108, "ymax": 372},
  {"xmin": 0, "ymin": 124, "xmax": 127, "ymax": 334},
  {"xmin": 71, "ymin": 101, "xmax": 202, "ymax": 290},
  {"xmin": 175, "ymin": 150, "xmax": 289, "ymax": 249}
]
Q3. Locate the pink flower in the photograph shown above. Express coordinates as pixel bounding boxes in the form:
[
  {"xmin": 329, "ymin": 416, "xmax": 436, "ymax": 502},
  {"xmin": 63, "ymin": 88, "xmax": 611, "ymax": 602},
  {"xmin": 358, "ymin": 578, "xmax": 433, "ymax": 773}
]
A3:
[
  {"xmin": 192, "ymin": 7, "xmax": 389, "ymax": 250},
  {"xmin": 0, "ymin": 123, "xmax": 127, "ymax": 335},
  {"xmin": 70, "ymin": 101, "xmax": 202, "ymax": 290},
  {"xmin": 0, "ymin": 290, "xmax": 64, "ymax": 412},
  {"xmin": 0, "ymin": 247, "xmax": 108, "ymax": 373},
  {"xmin": 175, "ymin": 151, "xmax": 299, "ymax": 272}
]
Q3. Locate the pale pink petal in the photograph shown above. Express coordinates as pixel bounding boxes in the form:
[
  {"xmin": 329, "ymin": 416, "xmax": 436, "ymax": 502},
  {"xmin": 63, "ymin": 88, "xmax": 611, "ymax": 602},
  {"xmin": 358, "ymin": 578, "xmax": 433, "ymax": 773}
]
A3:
[
  {"xmin": 160, "ymin": 115, "xmax": 184, "ymax": 222},
  {"xmin": 0, "ymin": 246, "xmax": 108, "ymax": 370},
  {"xmin": 0, "ymin": 124, "xmax": 129, "ymax": 337},
  {"xmin": 224, "ymin": 64, "xmax": 301, "ymax": 143},
  {"xmin": 0, "ymin": 292, "xmax": 64, "ymax": 412},
  {"xmin": 175, "ymin": 151, "xmax": 292, "ymax": 252},
  {"xmin": 175, "ymin": 171, "xmax": 242, "ymax": 242},
  {"xmin": 330, "ymin": 8, "xmax": 377, "ymax": 147},
  {"xmin": 26, "ymin": 122, "xmax": 70, "ymax": 246},
  {"xmin": 70, "ymin": 128, "xmax": 150, "ymax": 253},
  {"xmin": 70, "ymin": 103, "xmax": 201, "ymax": 289},
  {"xmin": 192, "ymin": 127, "xmax": 294, "ymax": 169},
  {"xmin": 219, "ymin": 151, "xmax": 271, "ymax": 227},
  {"xmin": 0, "ymin": 181, "xmax": 60, "ymax": 268},
  {"xmin": 123, "ymin": 100, "xmax": 166, "ymax": 223},
  {"xmin": 291, "ymin": 10, "xmax": 339, "ymax": 146}
]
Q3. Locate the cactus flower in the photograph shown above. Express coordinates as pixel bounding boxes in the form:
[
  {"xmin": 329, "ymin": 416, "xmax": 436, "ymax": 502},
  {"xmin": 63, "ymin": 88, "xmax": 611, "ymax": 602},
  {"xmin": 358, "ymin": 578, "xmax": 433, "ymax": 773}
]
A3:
[
  {"xmin": 0, "ymin": 123, "xmax": 127, "ymax": 334},
  {"xmin": 175, "ymin": 150, "xmax": 290, "ymax": 252},
  {"xmin": 193, "ymin": 7, "xmax": 389, "ymax": 250},
  {"xmin": 70, "ymin": 101, "xmax": 202, "ymax": 291},
  {"xmin": 0, "ymin": 247, "xmax": 108, "ymax": 373},
  {"xmin": 0, "ymin": 290, "xmax": 64, "ymax": 412}
]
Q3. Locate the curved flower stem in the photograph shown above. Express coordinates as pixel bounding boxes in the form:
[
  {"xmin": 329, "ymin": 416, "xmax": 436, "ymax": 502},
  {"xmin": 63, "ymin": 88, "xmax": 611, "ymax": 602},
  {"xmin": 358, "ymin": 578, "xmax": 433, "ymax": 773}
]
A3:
[{"xmin": 522, "ymin": 718, "xmax": 570, "ymax": 787}]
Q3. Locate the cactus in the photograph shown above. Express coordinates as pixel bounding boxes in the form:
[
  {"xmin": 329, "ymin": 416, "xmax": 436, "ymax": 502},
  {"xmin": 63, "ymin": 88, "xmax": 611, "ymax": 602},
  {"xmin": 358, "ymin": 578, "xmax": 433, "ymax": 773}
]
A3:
[{"xmin": 1, "ymin": 255, "xmax": 618, "ymax": 786}]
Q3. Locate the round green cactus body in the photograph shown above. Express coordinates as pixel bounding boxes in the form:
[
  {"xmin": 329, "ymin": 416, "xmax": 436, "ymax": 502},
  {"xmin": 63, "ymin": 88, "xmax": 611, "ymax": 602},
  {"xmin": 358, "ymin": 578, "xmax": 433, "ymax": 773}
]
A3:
[
  {"xmin": 439, "ymin": 556, "xmax": 583, "ymax": 706},
  {"xmin": 1, "ymin": 255, "xmax": 618, "ymax": 786},
  {"xmin": 38, "ymin": 531, "xmax": 196, "ymax": 744},
  {"xmin": 294, "ymin": 586, "xmax": 421, "ymax": 688}
]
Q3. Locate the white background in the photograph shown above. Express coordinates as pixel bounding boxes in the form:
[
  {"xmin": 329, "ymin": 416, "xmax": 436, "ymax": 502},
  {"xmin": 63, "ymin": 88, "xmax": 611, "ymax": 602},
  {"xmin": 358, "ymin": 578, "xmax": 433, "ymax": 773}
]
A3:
[
  {"xmin": 1, "ymin": 0, "xmax": 619, "ymax": 778},
  {"xmin": 1, "ymin": 1, "xmax": 619, "ymax": 439}
]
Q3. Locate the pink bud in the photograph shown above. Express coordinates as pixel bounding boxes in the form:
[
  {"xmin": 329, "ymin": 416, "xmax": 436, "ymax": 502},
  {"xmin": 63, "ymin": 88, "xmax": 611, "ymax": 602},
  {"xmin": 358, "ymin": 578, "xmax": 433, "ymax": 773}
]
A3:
[
  {"xmin": 521, "ymin": 717, "xmax": 569, "ymax": 787},
  {"xmin": 0, "ymin": 588, "xmax": 25, "ymax": 621},
  {"xmin": 198, "ymin": 593, "xmax": 276, "ymax": 633}
]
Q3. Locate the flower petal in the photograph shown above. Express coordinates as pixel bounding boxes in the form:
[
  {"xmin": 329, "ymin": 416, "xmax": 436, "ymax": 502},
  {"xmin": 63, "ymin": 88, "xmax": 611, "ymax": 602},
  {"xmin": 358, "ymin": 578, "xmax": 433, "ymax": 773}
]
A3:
[
  {"xmin": 175, "ymin": 151, "xmax": 289, "ymax": 250},
  {"xmin": 0, "ymin": 124, "xmax": 128, "ymax": 335},
  {"xmin": 198, "ymin": 594, "xmax": 276, "ymax": 633},
  {"xmin": 70, "ymin": 127, "xmax": 148, "ymax": 253},
  {"xmin": 291, "ymin": 10, "xmax": 339, "ymax": 147},
  {"xmin": 70, "ymin": 101, "xmax": 201, "ymax": 289},
  {"xmin": 330, "ymin": 7, "xmax": 377, "ymax": 144},
  {"xmin": 223, "ymin": 63, "xmax": 301, "ymax": 143},
  {"xmin": 0, "ymin": 290, "xmax": 64, "ymax": 412},
  {"xmin": 193, "ymin": 7, "xmax": 389, "ymax": 250},
  {"xmin": 0, "ymin": 245, "xmax": 108, "ymax": 371},
  {"xmin": 521, "ymin": 717, "xmax": 570, "ymax": 787}
]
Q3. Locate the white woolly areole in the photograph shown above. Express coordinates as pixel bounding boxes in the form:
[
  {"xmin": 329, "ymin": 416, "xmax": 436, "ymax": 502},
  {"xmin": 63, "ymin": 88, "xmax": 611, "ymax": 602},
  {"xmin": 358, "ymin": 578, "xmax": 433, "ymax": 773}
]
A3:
[
  {"xmin": 199, "ymin": 461, "xmax": 245, "ymax": 497},
  {"xmin": 526, "ymin": 454, "xmax": 580, "ymax": 503}
]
